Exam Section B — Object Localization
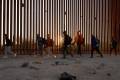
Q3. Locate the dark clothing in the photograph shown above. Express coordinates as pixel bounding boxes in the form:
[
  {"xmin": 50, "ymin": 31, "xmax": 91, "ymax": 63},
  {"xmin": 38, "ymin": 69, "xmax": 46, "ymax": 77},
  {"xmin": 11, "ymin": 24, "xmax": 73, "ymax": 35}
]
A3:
[
  {"xmin": 5, "ymin": 38, "xmax": 12, "ymax": 46},
  {"xmin": 63, "ymin": 34, "xmax": 73, "ymax": 58},
  {"xmin": 77, "ymin": 44, "xmax": 81, "ymax": 56},
  {"xmin": 111, "ymin": 39, "xmax": 117, "ymax": 49},
  {"xmin": 110, "ymin": 39, "xmax": 117, "ymax": 55},
  {"xmin": 91, "ymin": 36, "xmax": 103, "ymax": 58},
  {"xmin": 91, "ymin": 36, "xmax": 98, "ymax": 48},
  {"xmin": 45, "ymin": 39, "xmax": 53, "ymax": 47},
  {"xmin": 63, "ymin": 45, "xmax": 69, "ymax": 59},
  {"xmin": 36, "ymin": 37, "xmax": 46, "ymax": 55},
  {"xmin": 91, "ymin": 47, "xmax": 103, "ymax": 58},
  {"xmin": 37, "ymin": 37, "xmax": 46, "ymax": 47},
  {"xmin": 64, "ymin": 35, "xmax": 72, "ymax": 46},
  {"xmin": 110, "ymin": 48, "xmax": 117, "ymax": 56},
  {"xmin": 76, "ymin": 36, "xmax": 84, "ymax": 56}
]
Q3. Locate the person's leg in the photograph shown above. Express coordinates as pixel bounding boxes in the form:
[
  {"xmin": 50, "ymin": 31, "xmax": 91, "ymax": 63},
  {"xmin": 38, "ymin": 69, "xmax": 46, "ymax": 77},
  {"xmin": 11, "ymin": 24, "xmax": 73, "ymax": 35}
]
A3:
[
  {"xmin": 8, "ymin": 46, "xmax": 14, "ymax": 55},
  {"xmin": 91, "ymin": 47, "xmax": 94, "ymax": 58},
  {"xmin": 110, "ymin": 48, "xmax": 112, "ymax": 56},
  {"xmin": 63, "ymin": 45, "xmax": 67, "ymax": 59},
  {"xmin": 39, "ymin": 46, "xmax": 43, "ymax": 56},
  {"xmin": 4, "ymin": 46, "xmax": 8, "ymax": 57},
  {"xmin": 115, "ymin": 48, "xmax": 117, "ymax": 56},
  {"xmin": 69, "ymin": 45, "xmax": 74, "ymax": 57},
  {"xmin": 77, "ymin": 44, "xmax": 81, "ymax": 56},
  {"xmin": 96, "ymin": 48, "xmax": 103, "ymax": 58}
]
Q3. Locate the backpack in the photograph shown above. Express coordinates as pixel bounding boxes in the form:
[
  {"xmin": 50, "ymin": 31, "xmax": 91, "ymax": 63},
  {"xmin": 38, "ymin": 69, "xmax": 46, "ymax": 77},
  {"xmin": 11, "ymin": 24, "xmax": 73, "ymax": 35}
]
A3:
[
  {"xmin": 96, "ymin": 39, "xmax": 100, "ymax": 48},
  {"xmin": 66, "ymin": 35, "xmax": 72, "ymax": 45}
]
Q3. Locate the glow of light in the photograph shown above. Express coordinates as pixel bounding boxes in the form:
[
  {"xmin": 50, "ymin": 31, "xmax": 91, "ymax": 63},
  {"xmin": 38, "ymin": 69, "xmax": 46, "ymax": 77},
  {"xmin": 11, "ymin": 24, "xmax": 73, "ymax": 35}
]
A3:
[
  {"xmin": 53, "ymin": 55, "xmax": 57, "ymax": 58},
  {"xmin": 55, "ymin": 35, "xmax": 63, "ymax": 47}
]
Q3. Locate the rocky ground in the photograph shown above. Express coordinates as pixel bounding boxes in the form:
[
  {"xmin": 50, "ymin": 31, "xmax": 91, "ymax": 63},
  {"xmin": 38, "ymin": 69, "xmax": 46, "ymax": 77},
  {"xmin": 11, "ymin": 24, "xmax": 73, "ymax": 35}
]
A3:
[{"xmin": 0, "ymin": 53, "xmax": 120, "ymax": 80}]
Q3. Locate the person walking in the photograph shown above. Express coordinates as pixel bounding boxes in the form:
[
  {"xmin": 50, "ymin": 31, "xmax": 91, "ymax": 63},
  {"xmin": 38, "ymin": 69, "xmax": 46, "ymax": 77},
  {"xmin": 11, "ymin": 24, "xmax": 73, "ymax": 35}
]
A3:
[
  {"xmin": 4, "ymin": 34, "xmax": 15, "ymax": 58},
  {"xmin": 91, "ymin": 35, "xmax": 103, "ymax": 58},
  {"xmin": 62, "ymin": 31, "xmax": 73, "ymax": 59},
  {"xmin": 73, "ymin": 31, "xmax": 84, "ymax": 56},
  {"xmin": 36, "ymin": 34, "xmax": 46, "ymax": 56},
  {"xmin": 110, "ymin": 37, "xmax": 117, "ymax": 56}
]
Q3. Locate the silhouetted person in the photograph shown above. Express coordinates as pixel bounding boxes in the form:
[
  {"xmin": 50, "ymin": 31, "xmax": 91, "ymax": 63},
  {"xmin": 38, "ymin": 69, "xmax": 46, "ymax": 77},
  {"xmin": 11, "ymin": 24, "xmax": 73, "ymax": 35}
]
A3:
[
  {"xmin": 45, "ymin": 34, "xmax": 54, "ymax": 56},
  {"xmin": 62, "ymin": 31, "xmax": 73, "ymax": 59},
  {"xmin": 110, "ymin": 37, "xmax": 117, "ymax": 56},
  {"xmin": 91, "ymin": 35, "xmax": 103, "ymax": 58},
  {"xmin": 36, "ymin": 34, "xmax": 46, "ymax": 56},
  {"xmin": 73, "ymin": 31, "xmax": 84, "ymax": 56},
  {"xmin": 4, "ymin": 34, "xmax": 15, "ymax": 58}
]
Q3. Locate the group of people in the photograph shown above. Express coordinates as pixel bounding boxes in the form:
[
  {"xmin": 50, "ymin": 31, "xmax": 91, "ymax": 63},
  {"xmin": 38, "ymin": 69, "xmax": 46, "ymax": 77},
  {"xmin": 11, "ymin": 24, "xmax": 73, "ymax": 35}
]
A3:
[{"xmin": 3, "ymin": 31, "xmax": 118, "ymax": 58}]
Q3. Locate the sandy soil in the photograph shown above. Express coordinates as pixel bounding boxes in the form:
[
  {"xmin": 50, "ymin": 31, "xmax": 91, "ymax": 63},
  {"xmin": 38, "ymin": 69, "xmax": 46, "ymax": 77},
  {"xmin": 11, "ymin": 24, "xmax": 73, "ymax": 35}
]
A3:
[{"xmin": 0, "ymin": 53, "xmax": 120, "ymax": 80}]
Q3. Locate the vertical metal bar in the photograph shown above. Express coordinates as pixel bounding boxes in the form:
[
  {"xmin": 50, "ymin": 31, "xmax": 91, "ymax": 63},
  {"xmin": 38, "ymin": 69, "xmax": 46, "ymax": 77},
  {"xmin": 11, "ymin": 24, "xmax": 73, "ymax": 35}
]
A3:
[
  {"xmin": 31, "ymin": 0, "xmax": 35, "ymax": 51},
  {"xmin": 107, "ymin": 0, "xmax": 109, "ymax": 51},
  {"xmin": 67, "ymin": 0, "xmax": 69, "ymax": 35},
  {"xmin": 90, "ymin": 0, "xmax": 92, "ymax": 37},
  {"xmin": 44, "ymin": 0, "xmax": 46, "ymax": 38},
  {"xmin": 56, "ymin": 0, "xmax": 58, "ymax": 48},
  {"xmin": 51, "ymin": 0, "xmax": 53, "ymax": 40},
  {"xmin": 17, "ymin": 0, "xmax": 19, "ymax": 53},
  {"xmin": 99, "ymin": 0, "xmax": 101, "ymax": 50},
  {"xmin": 13, "ymin": 0, "xmax": 16, "ymax": 52},
  {"xmin": 24, "ymin": 0, "xmax": 26, "ymax": 54},
  {"xmin": 41, "ymin": 0, "xmax": 43, "ymax": 37},
  {"xmin": 30, "ymin": 0, "xmax": 32, "ymax": 51},
  {"xmin": 47, "ymin": 0, "xmax": 48, "ymax": 35},
  {"xmin": 110, "ymin": 0, "xmax": 112, "ymax": 51},
  {"xmin": 27, "ymin": 0, "xmax": 29, "ymax": 52},
  {"xmin": 49, "ymin": 0, "xmax": 50, "ymax": 35},
  {"xmin": 72, "ymin": 0, "xmax": 74, "ymax": 38},
  {"xmin": 38, "ymin": 0, "xmax": 40, "ymax": 34},
  {"xmin": 101, "ymin": 0, "xmax": 103, "ymax": 51},
  {"xmin": 0, "ymin": 0, "xmax": 2, "ymax": 51},
  {"xmin": 78, "ymin": 0, "xmax": 79, "ymax": 31},
  {"xmin": 94, "ymin": 0, "xmax": 99, "ymax": 43},
  {"xmin": 70, "ymin": 0, "xmax": 72, "ymax": 36},
  {"xmin": 10, "ymin": 0, "xmax": 13, "ymax": 51},
  {"xmin": 63, "ymin": 0, "xmax": 66, "ymax": 31},
  {"xmin": 93, "ymin": 0, "xmax": 95, "ymax": 35},
  {"xmin": 83, "ymin": 0, "xmax": 85, "ymax": 51},
  {"xmin": 104, "ymin": 0, "xmax": 106, "ymax": 51},
  {"xmin": 59, "ymin": 0, "xmax": 61, "ymax": 49},
  {"xmin": 35, "ymin": 0, "xmax": 37, "ymax": 51},
  {"xmin": 7, "ymin": 0, "xmax": 9, "ymax": 36},
  {"xmin": 20, "ymin": 0, "xmax": 22, "ymax": 54},
  {"xmin": 3, "ymin": 0, "xmax": 5, "ymax": 49},
  {"xmin": 74, "ymin": 0, "xmax": 75, "ymax": 37},
  {"xmin": 86, "ymin": 0, "xmax": 88, "ymax": 50}
]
